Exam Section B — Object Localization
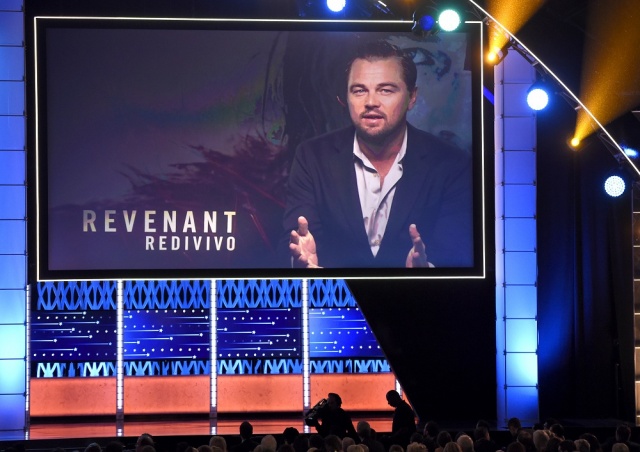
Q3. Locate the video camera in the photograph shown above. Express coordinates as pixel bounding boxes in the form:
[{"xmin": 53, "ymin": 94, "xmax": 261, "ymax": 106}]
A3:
[{"xmin": 304, "ymin": 398, "xmax": 328, "ymax": 426}]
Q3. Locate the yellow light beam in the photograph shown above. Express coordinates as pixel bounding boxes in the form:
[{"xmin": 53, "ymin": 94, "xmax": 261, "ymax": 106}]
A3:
[
  {"xmin": 486, "ymin": 0, "xmax": 546, "ymax": 55},
  {"xmin": 574, "ymin": 0, "xmax": 640, "ymax": 142},
  {"xmin": 466, "ymin": 0, "xmax": 640, "ymax": 176}
]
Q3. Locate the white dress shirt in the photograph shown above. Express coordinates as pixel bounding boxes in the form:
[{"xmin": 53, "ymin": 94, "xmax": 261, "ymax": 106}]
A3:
[{"xmin": 353, "ymin": 129, "xmax": 407, "ymax": 257}]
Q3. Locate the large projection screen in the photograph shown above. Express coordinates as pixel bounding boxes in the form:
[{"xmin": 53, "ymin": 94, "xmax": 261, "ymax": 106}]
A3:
[{"xmin": 31, "ymin": 18, "xmax": 486, "ymax": 280}]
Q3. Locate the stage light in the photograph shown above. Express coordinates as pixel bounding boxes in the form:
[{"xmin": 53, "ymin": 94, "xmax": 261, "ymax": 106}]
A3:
[
  {"xmin": 604, "ymin": 174, "xmax": 626, "ymax": 197},
  {"xmin": 326, "ymin": 0, "xmax": 346, "ymax": 13},
  {"xmin": 486, "ymin": 44, "xmax": 508, "ymax": 65},
  {"xmin": 438, "ymin": 9, "xmax": 461, "ymax": 32},
  {"xmin": 417, "ymin": 14, "xmax": 436, "ymax": 32},
  {"xmin": 623, "ymin": 146, "xmax": 639, "ymax": 158},
  {"xmin": 526, "ymin": 81, "xmax": 550, "ymax": 111},
  {"xmin": 570, "ymin": 137, "xmax": 581, "ymax": 149},
  {"xmin": 412, "ymin": 5, "xmax": 437, "ymax": 36}
]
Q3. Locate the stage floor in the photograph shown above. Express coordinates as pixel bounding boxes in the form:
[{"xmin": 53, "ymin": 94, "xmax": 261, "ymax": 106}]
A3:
[{"xmin": 21, "ymin": 416, "xmax": 394, "ymax": 442}]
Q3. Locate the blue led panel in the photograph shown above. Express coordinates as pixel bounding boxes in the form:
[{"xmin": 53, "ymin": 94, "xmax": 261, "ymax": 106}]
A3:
[
  {"xmin": 0, "ymin": 325, "xmax": 24, "ymax": 358},
  {"xmin": 0, "ymin": 395, "xmax": 25, "ymax": 430},
  {"xmin": 0, "ymin": 83, "xmax": 24, "ymax": 116},
  {"xmin": 0, "ymin": 289, "xmax": 26, "ymax": 323},
  {"xmin": 504, "ymin": 151, "xmax": 535, "ymax": 184},
  {"xmin": 502, "ymin": 84, "xmax": 533, "ymax": 117},
  {"xmin": 0, "ymin": 255, "xmax": 25, "ymax": 288},
  {"xmin": 504, "ymin": 185, "xmax": 536, "ymax": 218},
  {"xmin": 0, "ymin": 359, "xmax": 26, "ymax": 393},
  {"xmin": 309, "ymin": 307, "xmax": 383, "ymax": 358},
  {"xmin": 505, "ymin": 319, "xmax": 537, "ymax": 352},
  {"xmin": 0, "ymin": 47, "xmax": 23, "ymax": 80},
  {"xmin": 0, "ymin": 186, "xmax": 25, "ymax": 219},
  {"xmin": 503, "ymin": 117, "xmax": 536, "ymax": 151},
  {"xmin": 217, "ymin": 308, "xmax": 301, "ymax": 359},
  {"xmin": 504, "ymin": 218, "xmax": 536, "ymax": 251},
  {"xmin": 0, "ymin": 11, "xmax": 23, "ymax": 45},
  {"xmin": 504, "ymin": 285, "xmax": 537, "ymax": 318},
  {"xmin": 0, "ymin": 1, "xmax": 23, "ymax": 12},
  {"xmin": 124, "ymin": 308, "xmax": 210, "ymax": 360},
  {"xmin": 505, "ymin": 352, "xmax": 538, "ymax": 386},
  {"xmin": 505, "ymin": 386, "xmax": 539, "ymax": 422},
  {"xmin": 0, "ymin": 220, "xmax": 25, "ymax": 254},
  {"xmin": 31, "ymin": 308, "xmax": 117, "ymax": 361},
  {"xmin": 0, "ymin": 116, "xmax": 24, "ymax": 149},
  {"xmin": 503, "ymin": 252, "xmax": 537, "ymax": 285},
  {"xmin": 0, "ymin": 151, "xmax": 25, "ymax": 184}
]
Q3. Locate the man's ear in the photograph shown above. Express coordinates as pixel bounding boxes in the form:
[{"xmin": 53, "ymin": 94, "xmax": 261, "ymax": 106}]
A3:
[
  {"xmin": 336, "ymin": 95, "xmax": 347, "ymax": 108},
  {"xmin": 408, "ymin": 87, "xmax": 418, "ymax": 110}
]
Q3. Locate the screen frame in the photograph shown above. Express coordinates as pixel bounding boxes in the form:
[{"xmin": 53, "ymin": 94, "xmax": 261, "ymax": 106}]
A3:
[{"xmin": 28, "ymin": 16, "xmax": 488, "ymax": 281}]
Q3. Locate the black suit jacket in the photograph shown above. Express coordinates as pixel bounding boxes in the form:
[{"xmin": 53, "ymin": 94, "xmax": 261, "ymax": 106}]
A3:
[{"xmin": 283, "ymin": 124, "xmax": 473, "ymax": 268}]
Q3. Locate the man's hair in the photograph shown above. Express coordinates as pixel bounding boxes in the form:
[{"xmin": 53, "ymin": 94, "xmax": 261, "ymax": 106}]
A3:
[
  {"xmin": 346, "ymin": 40, "xmax": 417, "ymax": 93},
  {"xmin": 328, "ymin": 392, "xmax": 342, "ymax": 407},
  {"xmin": 239, "ymin": 421, "xmax": 253, "ymax": 439}
]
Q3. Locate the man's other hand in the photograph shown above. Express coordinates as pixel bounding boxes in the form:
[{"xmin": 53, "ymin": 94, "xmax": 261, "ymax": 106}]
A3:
[
  {"xmin": 405, "ymin": 223, "xmax": 433, "ymax": 268},
  {"xmin": 290, "ymin": 216, "xmax": 320, "ymax": 268}
]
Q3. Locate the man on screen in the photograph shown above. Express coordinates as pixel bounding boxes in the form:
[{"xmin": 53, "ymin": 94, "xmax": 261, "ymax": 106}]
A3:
[{"xmin": 283, "ymin": 40, "xmax": 473, "ymax": 269}]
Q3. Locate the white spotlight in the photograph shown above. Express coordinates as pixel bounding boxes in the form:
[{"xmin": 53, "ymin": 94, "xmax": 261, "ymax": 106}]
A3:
[
  {"xmin": 604, "ymin": 175, "xmax": 626, "ymax": 197},
  {"xmin": 327, "ymin": 0, "xmax": 346, "ymax": 13}
]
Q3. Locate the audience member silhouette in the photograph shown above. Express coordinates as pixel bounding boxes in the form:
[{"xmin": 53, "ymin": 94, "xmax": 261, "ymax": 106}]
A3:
[
  {"xmin": 603, "ymin": 424, "xmax": 640, "ymax": 452},
  {"xmin": 422, "ymin": 422, "xmax": 440, "ymax": 452},
  {"xmin": 407, "ymin": 443, "xmax": 428, "ymax": 452},
  {"xmin": 136, "ymin": 434, "xmax": 155, "ymax": 452},
  {"xmin": 292, "ymin": 433, "xmax": 309, "ymax": 452},
  {"xmin": 474, "ymin": 426, "xmax": 497, "ymax": 452},
  {"xmin": 384, "ymin": 390, "xmax": 417, "ymax": 449},
  {"xmin": 209, "ymin": 436, "xmax": 227, "ymax": 452},
  {"xmin": 456, "ymin": 435, "xmax": 474, "ymax": 452},
  {"xmin": 508, "ymin": 419, "xmax": 523, "ymax": 443},
  {"xmin": 326, "ymin": 435, "xmax": 344, "ymax": 452},
  {"xmin": 532, "ymin": 429, "xmax": 550, "ymax": 452},
  {"xmin": 230, "ymin": 421, "xmax": 259, "ymax": 452},
  {"xmin": 357, "ymin": 421, "xmax": 385, "ymax": 452},
  {"xmin": 435, "ymin": 432, "xmax": 453, "ymax": 452},
  {"xmin": 343, "ymin": 436, "xmax": 357, "ymax": 451},
  {"xmin": 282, "ymin": 427, "xmax": 300, "ymax": 446},
  {"xmin": 580, "ymin": 433, "xmax": 602, "ymax": 452},
  {"xmin": 311, "ymin": 393, "xmax": 358, "ymax": 439},
  {"xmin": 518, "ymin": 430, "xmax": 536, "ymax": 452},
  {"xmin": 547, "ymin": 435, "xmax": 563, "ymax": 452},
  {"xmin": 260, "ymin": 435, "xmax": 277, "ymax": 452},
  {"xmin": 443, "ymin": 442, "xmax": 463, "ymax": 452},
  {"xmin": 574, "ymin": 439, "xmax": 590, "ymax": 452}
]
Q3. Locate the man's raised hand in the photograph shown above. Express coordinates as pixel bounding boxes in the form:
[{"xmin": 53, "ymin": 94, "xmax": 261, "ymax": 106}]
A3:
[
  {"xmin": 406, "ymin": 223, "xmax": 431, "ymax": 268},
  {"xmin": 290, "ymin": 216, "xmax": 320, "ymax": 268}
]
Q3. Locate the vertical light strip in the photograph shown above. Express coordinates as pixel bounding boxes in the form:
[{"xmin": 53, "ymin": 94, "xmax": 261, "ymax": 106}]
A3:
[
  {"xmin": 116, "ymin": 279, "xmax": 124, "ymax": 430},
  {"xmin": 210, "ymin": 278, "xmax": 218, "ymax": 428},
  {"xmin": 302, "ymin": 278, "xmax": 310, "ymax": 433},
  {"xmin": 0, "ymin": 2, "xmax": 28, "ymax": 439},
  {"xmin": 633, "ymin": 186, "xmax": 640, "ymax": 424},
  {"xmin": 495, "ymin": 50, "xmax": 540, "ymax": 426},
  {"xmin": 25, "ymin": 283, "xmax": 31, "ymax": 439}
]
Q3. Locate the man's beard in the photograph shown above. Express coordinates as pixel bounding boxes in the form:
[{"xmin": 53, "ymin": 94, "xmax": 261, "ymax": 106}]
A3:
[{"xmin": 355, "ymin": 119, "xmax": 405, "ymax": 148}]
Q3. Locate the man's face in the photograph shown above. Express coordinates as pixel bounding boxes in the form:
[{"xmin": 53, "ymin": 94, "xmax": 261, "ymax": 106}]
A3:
[{"xmin": 347, "ymin": 57, "xmax": 417, "ymax": 149}]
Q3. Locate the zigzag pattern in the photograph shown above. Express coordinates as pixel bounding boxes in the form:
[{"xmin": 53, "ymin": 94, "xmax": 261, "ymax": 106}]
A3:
[
  {"xmin": 125, "ymin": 280, "xmax": 210, "ymax": 309},
  {"xmin": 36, "ymin": 281, "xmax": 117, "ymax": 310},
  {"xmin": 125, "ymin": 360, "xmax": 210, "ymax": 376},
  {"xmin": 309, "ymin": 280, "xmax": 357, "ymax": 308},
  {"xmin": 217, "ymin": 279, "xmax": 302, "ymax": 308}
]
